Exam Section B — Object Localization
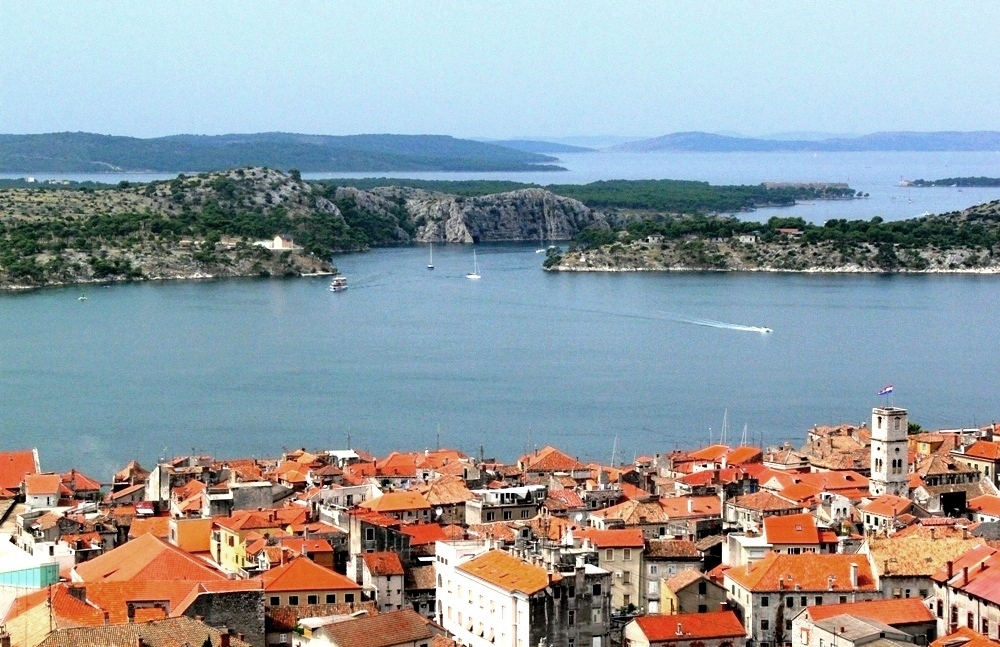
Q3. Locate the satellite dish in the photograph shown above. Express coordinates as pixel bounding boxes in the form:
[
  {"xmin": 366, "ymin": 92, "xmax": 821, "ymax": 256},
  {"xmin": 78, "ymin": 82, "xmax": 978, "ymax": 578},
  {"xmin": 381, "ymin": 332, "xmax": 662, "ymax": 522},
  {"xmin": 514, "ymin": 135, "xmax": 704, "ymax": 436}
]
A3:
[
  {"xmin": 574, "ymin": 513, "xmax": 584, "ymax": 522},
  {"xmin": 435, "ymin": 507, "xmax": 443, "ymax": 518}
]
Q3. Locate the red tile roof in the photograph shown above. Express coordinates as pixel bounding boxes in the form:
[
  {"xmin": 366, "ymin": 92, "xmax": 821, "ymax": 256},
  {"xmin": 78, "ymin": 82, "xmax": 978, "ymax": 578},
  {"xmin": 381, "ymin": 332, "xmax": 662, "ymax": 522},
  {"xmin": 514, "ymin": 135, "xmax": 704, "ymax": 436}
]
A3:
[
  {"xmin": 633, "ymin": 610, "xmax": 746, "ymax": 641},
  {"xmin": 258, "ymin": 556, "xmax": 361, "ymax": 593},
  {"xmin": 687, "ymin": 445, "xmax": 731, "ymax": 461},
  {"xmin": 317, "ymin": 609, "xmax": 437, "ymax": 647},
  {"xmin": 764, "ymin": 513, "xmax": 821, "ymax": 545},
  {"xmin": 969, "ymin": 495, "xmax": 1000, "ymax": 518},
  {"xmin": 213, "ymin": 507, "xmax": 308, "ymax": 533},
  {"xmin": 457, "ymin": 550, "xmax": 549, "ymax": 595},
  {"xmin": 363, "ymin": 551, "xmax": 405, "ymax": 576},
  {"xmin": 401, "ymin": 522, "xmax": 450, "ymax": 546},
  {"xmin": 726, "ymin": 552, "xmax": 876, "ymax": 592},
  {"xmin": 0, "ymin": 448, "xmax": 38, "ymax": 490},
  {"xmin": 519, "ymin": 446, "xmax": 586, "ymax": 472},
  {"xmin": 861, "ymin": 494, "xmax": 913, "ymax": 517},
  {"xmin": 932, "ymin": 627, "xmax": 1000, "ymax": 647},
  {"xmin": 128, "ymin": 517, "xmax": 171, "ymax": 540},
  {"xmin": 359, "ymin": 490, "xmax": 431, "ymax": 513},
  {"xmin": 806, "ymin": 597, "xmax": 934, "ymax": 625},
  {"xmin": 577, "ymin": 528, "xmax": 645, "ymax": 548},
  {"xmin": 3, "ymin": 583, "xmax": 106, "ymax": 626},
  {"xmin": 61, "ymin": 469, "xmax": 102, "ymax": 493},
  {"xmin": 729, "ymin": 491, "xmax": 800, "ymax": 512},
  {"xmin": 72, "ymin": 533, "xmax": 226, "ymax": 582},
  {"xmin": 961, "ymin": 441, "xmax": 1000, "ymax": 461},
  {"xmin": 24, "ymin": 472, "xmax": 61, "ymax": 495},
  {"xmin": 659, "ymin": 495, "xmax": 721, "ymax": 518}
]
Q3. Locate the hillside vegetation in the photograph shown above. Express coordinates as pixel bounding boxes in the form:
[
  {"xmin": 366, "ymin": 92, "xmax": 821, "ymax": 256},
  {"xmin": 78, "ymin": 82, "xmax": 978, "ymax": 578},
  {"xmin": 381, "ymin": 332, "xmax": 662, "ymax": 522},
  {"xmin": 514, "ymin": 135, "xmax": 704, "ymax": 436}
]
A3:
[
  {"xmin": 546, "ymin": 201, "xmax": 1000, "ymax": 273},
  {"xmin": 0, "ymin": 132, "xmax": 562, "ymax": 173}
]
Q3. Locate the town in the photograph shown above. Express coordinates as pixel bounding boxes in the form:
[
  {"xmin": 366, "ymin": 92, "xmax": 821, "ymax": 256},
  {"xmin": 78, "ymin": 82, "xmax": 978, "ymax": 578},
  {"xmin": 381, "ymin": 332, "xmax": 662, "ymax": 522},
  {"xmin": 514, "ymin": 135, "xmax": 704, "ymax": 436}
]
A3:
[{"xmin": 2, "ymin": 405, "xmax": 999, "ymax": 647}]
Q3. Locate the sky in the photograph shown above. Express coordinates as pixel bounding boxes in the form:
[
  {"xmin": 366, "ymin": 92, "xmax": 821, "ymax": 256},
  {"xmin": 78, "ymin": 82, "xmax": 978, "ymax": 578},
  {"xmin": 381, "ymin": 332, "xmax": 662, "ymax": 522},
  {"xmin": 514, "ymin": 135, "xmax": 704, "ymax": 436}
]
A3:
[{"xmin": 2, "ymin": 1, "xmax": 999, "ymax": 140}]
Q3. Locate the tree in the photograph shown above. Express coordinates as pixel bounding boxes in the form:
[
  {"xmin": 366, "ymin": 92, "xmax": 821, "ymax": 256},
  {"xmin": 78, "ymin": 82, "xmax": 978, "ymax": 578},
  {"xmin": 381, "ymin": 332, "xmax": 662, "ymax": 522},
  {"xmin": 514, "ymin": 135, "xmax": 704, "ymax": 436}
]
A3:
[{"xmin": 288, "ymin": 169, "xmax": 302, "ymax": 182}]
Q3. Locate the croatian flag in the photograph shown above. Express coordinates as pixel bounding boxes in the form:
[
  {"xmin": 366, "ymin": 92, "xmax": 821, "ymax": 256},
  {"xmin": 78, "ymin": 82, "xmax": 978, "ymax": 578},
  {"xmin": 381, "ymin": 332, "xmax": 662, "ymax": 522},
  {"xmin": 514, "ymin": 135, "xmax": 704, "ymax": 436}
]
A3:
[{"xmin": 877, "ymin": 384, "xmax": 894, "ymax": 396}]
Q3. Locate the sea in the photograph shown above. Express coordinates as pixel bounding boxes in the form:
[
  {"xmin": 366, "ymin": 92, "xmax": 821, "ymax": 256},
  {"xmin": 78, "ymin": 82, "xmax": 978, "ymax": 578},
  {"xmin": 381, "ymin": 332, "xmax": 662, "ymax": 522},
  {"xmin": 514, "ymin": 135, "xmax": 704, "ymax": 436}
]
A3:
[{"xmin": 3, "ymin": 150, "xmax": 1000, "ymax": 478}]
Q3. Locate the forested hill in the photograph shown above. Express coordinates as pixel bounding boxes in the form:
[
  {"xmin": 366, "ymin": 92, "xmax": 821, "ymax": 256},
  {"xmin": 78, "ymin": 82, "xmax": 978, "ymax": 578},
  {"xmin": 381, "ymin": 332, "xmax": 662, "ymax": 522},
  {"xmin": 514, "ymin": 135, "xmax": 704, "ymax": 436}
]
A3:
[{"xmin": 0, "ymin": 132, "xmax": 564, "ymax": 173}]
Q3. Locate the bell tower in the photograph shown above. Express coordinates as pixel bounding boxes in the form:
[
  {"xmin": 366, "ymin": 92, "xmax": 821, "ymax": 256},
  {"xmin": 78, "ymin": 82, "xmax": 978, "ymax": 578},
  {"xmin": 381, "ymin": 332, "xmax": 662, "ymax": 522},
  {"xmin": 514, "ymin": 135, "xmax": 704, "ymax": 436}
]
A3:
[{"xmin": 870, "ymin": 406, "xmax": 909, "ymax": 497}]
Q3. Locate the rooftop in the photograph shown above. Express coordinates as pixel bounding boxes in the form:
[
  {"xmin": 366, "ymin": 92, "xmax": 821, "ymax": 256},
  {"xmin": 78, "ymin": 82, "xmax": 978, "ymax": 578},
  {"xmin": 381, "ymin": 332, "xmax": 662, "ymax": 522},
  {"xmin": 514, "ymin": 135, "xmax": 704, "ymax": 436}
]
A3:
[
  {"xmin": 457, "ymin": 549, "xmax": 549, "ymax": 595},
  {"xmin": 632, "ymin": 609, "xmax": 746, "ymax": 641}
]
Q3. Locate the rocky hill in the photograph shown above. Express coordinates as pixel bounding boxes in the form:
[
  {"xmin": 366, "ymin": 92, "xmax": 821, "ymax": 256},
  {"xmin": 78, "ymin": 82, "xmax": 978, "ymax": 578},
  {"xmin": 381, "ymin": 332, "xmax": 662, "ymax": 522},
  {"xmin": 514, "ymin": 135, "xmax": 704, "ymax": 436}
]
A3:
[{"xmin": 0, "ymin": 168, "xmax": 607, "ymax": 289}]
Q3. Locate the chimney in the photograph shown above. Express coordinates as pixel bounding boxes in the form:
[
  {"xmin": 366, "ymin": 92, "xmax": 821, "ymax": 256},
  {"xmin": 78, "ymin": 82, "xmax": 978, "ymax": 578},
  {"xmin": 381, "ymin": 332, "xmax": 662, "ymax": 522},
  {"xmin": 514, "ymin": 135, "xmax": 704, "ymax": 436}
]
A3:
[
  {"xmin": 103, "ymin": 611, "xmax": 109, "ymax": 625},
  {"xmin": 676, "ymin": 623, "xmax": 684, "ymax": 636},
  {"xmin": 220, "ymin": 634, "xmax": 231, "ymax": 647},
  {"xmin": 687, "ymin": 499, "xmax": 694, "ymax": 513},
  {"xmin": 947, "ymin": 561, "xmax": 954, "ymax": 579},
  {"xmin": 930, "ymin": 528, "xmax": 936, "ymax": 540},
  {"xmin": 850, "ymin": 563, "xmax": 859, "ymax": 589},
  {"xmin": 127, "ymin": 603, "xmax": 135, "ymax": 623},
  {"xmin": 0, "ymin": 632, "xmax": 10, "ymax": 647},
  {"xmin": 963, "ymin": 566, "xmax": 969, "ymax": 586}
]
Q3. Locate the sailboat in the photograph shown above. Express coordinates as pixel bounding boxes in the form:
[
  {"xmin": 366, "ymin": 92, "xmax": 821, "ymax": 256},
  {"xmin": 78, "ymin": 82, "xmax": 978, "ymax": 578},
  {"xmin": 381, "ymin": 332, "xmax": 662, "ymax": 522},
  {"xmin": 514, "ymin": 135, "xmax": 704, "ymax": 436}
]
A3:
[
  {"xmin": 427, "ymin": 242, "xmax": 434, "ymax": 270},
  {"xmin": 78, "ymin": 292, "xmax": 88, "ymax": 301},
  {"xmin": 535, "ymin": 228, "xmax": 547, "ymax": 253},
  {"xmin": 466, "ymin": 249, "xmax": 481, "ymax": 280}
]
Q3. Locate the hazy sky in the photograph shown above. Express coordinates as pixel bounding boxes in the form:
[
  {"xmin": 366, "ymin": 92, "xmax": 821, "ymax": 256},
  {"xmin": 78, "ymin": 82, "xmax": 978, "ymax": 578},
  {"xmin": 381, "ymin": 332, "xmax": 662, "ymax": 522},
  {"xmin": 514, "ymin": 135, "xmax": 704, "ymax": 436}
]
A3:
[{"xmin": 2, "ymin": 1, "xmax": 998, "ymax": 139}]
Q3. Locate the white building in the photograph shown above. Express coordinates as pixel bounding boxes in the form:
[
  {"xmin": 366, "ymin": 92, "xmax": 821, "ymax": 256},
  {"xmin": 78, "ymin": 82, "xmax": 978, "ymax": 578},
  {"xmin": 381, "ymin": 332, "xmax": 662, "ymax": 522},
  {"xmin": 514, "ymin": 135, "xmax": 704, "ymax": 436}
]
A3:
[{"xmin": 870, "ymin": 406, "xmax": 910, "ymax": 497}]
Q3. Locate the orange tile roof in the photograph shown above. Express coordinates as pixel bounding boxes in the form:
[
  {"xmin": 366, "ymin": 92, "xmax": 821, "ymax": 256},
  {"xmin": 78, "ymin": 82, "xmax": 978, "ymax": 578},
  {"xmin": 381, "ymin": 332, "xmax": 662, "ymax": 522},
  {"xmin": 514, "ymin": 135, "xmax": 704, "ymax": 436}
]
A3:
[
  {"xmin": 659, "ymin": 495, "xmax": 721, "ymax": 518},
  {"xmin": 726, "ymin": 552, "xmax": 876, "ymax": 592},
  {"xmin": 592, "ymin": 499, "xmax": 669, "ymax": 525},
  {"xmin": 401, "ymin": 522, "xmax": 450, "ymax": 546},
  {"xmin": 72, "ymin": 533, "xmax": 227, "ymax": 582},
  {"xmin": 375, "ymin": 452, "xmax": 419, "ymax": 477},
  {"xmin": 457, "ymin": 549, "xmax": 549, "ymax": 595},
  {"xmin": 128, "ymin": 517, "xmax": 171, "ymax": 540},
  {"xmin": 687, "ymin": 445, "xmax": 731, "ymax": 461},
  {"xmin": 961, "ymin": 441, "xmax": 1000, "ymax": 461},
  {"xmin": 24, "ymin": 472, "xmax": 61, "ymax": 495},
  {"xmin": 970, "ymin": 495, "xmax": 1000, "ymax": 517},
  {"xmin": 634, "ymin": 610, "xmax": 746, "ymax": 641},
  {"xmin": 278, "ymin": 537, "xmax": 334, "ymax": 555},
  {"xmin": 932, "ymin": 626, "xmax": 1000, "ymax": 647},
  {"xmin": 729, "ymin": 491, "xmax": 800, "ymax": 512},
  {"xmin": 727, "ymin": 446, "xmax": 764, "ymax": 465},
  {"xmin": 415, "ymin": 475, "xmax": 475, "ymax": 506},
  {"xmin": 0, "ymin": 448, "xmax": 38, "ymax": 490},
  {"xmin": 577, "ymin": 528, "xmax": 645, "ymax": 548},
  {"xmin": 779, "ymin": 483, "xmax": 824, "ymax": 504},
  {"xmin": 259, "ymin": 556, "xmax": 361, "ymax": 593},
  {"xmin": 61, "ymin": 469, "xmax": 102, "ymax": 492},
  {"xmin": 647, "ymin": 539, "xmax": 700, "ymax": 558},
  {"xmin": 35, "ymin": 615, "xmax": 253, "ymax": 647},
  {"xmin": 359, "ymin": 490, "xmax": 431, "ymax": 513},
  {"xmin": 764, "ymin": 513, "xmax": 821, "ymax": 545},
  {"xmin": 3, "ymin": 584, "xmax": 107, "ymax": 626},
  {"xmin": 861, "ymin": 494, "xmax": 913, "ymax": 517},
  {"xmin": 213, "ymin": 507, "xmax": 308, "ymax": 533},
  {"xmin": 619, "ymin": 482, "xmax": 652, "ymax": 501},
  {"xmin": 519, "ymin": 446, "xmax": 586, "ymax": 472},
  {"xmin": 363, "ymin": 551, "xmax": 405, "ymax": 576},
  {"xmin": 110, "ymin": 483, "xmax": 145, "ymax": 501},
  {"xmin": 806, "ymin": 597, "xmax": 934, "ymax": 625},
  {"xmin": 317, "ymin": 609, "xmax": 437, "ymax": 647}
]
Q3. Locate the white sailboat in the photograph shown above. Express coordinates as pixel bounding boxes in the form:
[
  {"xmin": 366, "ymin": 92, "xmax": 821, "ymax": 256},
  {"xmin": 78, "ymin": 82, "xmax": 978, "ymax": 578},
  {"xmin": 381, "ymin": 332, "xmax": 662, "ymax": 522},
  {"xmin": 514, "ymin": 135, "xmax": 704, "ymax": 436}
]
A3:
[
  {"xmin": 427, "ymin": 242, "xmax": 434, "ymax": 270},
  {"xmin": 466, "ymin": 249, "xmax": 481, "ymax": 280}
]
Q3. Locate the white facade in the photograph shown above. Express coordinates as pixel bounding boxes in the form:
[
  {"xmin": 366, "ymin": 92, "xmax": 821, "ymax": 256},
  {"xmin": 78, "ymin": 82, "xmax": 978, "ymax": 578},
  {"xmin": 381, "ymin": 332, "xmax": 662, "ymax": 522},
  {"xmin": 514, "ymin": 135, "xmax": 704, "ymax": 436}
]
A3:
[
  {"xmin": 870, "ymin": 407, "xmax": 909, "ymax": 497},
  {"xmin": 435, "ymin": 540, "xmax": 530, "ymax": 647}
]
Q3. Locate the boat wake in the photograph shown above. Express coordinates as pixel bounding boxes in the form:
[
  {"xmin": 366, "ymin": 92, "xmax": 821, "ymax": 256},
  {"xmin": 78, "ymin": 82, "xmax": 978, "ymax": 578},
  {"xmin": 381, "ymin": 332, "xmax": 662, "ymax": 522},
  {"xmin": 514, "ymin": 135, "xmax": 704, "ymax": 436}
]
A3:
[{"xmin": 667, "ymin": 315, "xmax": 772, "ymax": 334}]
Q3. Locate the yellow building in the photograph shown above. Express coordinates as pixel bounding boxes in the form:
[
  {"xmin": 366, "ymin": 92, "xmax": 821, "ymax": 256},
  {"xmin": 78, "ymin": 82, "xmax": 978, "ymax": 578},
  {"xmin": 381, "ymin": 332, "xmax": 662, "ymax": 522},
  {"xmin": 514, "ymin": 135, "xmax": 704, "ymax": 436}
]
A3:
[{"xmin": 210, "ymin": 508, "xmax": 308, "ymax": 574}]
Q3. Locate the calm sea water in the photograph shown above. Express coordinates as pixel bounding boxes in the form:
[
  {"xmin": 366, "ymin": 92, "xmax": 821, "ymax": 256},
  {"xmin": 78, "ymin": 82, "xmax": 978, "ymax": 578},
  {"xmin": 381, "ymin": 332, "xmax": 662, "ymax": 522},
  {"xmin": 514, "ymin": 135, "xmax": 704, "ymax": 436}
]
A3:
[{"xmin": 3, "ymin": 151, "xmax": 1000, "ymax": 477}]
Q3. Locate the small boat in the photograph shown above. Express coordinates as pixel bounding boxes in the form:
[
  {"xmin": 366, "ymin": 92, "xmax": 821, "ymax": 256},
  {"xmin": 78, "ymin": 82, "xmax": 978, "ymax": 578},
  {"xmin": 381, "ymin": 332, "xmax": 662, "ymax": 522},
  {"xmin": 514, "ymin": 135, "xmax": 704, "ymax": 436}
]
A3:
[
  {"xmin": 761, "ymin": 327, "xmax": 772, "ymax": 334},
  {"xmin": 328, "ymin": 276, "xmax": 348, "ymax": 292},
  {"xmin": 427, "ymin": 242, "xmax": 434, "ymax": 270},
  {"xmin": 78, "ymin": 292, "xmax": 88, "ymax": 301},
  {"xmin": 466, "ymin": 249, "xmax": 481, "ymax": 280}
]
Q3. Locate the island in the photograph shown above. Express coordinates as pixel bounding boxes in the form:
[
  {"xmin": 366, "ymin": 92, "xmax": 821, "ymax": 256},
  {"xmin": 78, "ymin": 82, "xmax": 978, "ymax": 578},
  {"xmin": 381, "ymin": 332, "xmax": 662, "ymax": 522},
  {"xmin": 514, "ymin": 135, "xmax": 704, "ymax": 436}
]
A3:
[{"xmin": 905, "ymin": 177, "xmax": 1000, "ymax": 188}]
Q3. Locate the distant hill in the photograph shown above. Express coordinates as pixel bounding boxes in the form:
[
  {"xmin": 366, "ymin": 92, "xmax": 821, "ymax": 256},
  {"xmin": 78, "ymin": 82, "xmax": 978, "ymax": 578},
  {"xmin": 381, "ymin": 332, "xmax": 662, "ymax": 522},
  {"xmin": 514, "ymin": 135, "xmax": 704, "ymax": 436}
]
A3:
[
  {"xmin": 0, "ymin": 132, "xmax": 565, "ymax": 173},
  {"xmin": 484, "ymin": 139, "xmax": 595, "ymax": 153},
  {"xmin": 611, "ymin": 131, "xmax": 1000, "ymax": 152}
]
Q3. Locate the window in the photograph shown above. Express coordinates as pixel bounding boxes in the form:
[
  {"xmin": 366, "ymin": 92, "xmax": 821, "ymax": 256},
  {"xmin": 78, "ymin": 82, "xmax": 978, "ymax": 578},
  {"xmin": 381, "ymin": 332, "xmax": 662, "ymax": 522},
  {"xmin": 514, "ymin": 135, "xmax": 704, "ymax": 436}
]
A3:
[
  {"xmin": 365, "ymin": 528, "xmax": 374, "ymax": 541},
  {"xmin": 699, "ymin": 582, "xmax": 707, "ymax": 595},
  {"xmin": 951, "ymin": 606, "xmax": 958, "ymax": 626},
  {"xmin": 307, "ymin": 595, "xmax": 318, "ymax": 605},
  {"xmin": 761, "ymin": 596, "xmax": 769, "ymax": 607},
  {"xmin": 937, "ymin": 600, "xmax": 943, "ymax": 618},
  {"xmin": 698, "ymin": 604, "xmax": 707, "ymax": 612},
  {"xmin": 521, "ymin": 510, "xmax": 530, "ymax": 518},
  {"xmin": 815, "ymin": 597, "xmax": 823, "ymax": 605},
  {"xmin": 592, "ymin": 583, "xmax": 602, "ymax": 596},
  {"xmin": 606, "ymin": 548, "xmax": 614, "ymax": 561},
  {"xmin": 623, "ymin": 594, "xmax": 630, "ymax": 606},
  {"xmin": 840, "ymin": 596, "xmax": 847, "ymax": 604},
  {"xmin": 227, "ymin": 536, "xmax": 234, "ymax": 547},
  {"xmin": 569, "ymin": 585, "xmax": 575, "ymax": 598},
  {"xmin": 623, "ymin": 548, "xmax": 632, "ymax": 561},
  {"xmin": 786, "ymin": 620, "xmax": 792, "ymax": 631},
  {"xmin": 650, "ymin": 564, "xmax": 658, "ymax": 576},
  {"xmin": 568, "ymin": 610, "xmax": 575, "ymax": 624},
  {"xmin": 983, "ymin": 618, "xmax": 990, "ymax": 636},
  {"xmin": 289, "ymin": 595, "xmax": 299, "ymax": 605},
  {"xmin": 345, "ymin": 593, "xmax": 355, "ymax": 603},
  {"xmin": 785, "ymin": 596, "xmax": 793, "ymax": 608},
  {"xmin": 503, "ymin": 510, "xmax": 513, "ymax": 520},
  {"xmin": 801, "ymin": 596, "xmax": 807, "ymax": 607},
  {"xmin": 269, "ymin": 596, "xmax": 280, "ymax": 606},
  {"xmin": 326, "ymin": 594, "xmax": 336, "ymax": 604},
  {"xmin": 554, "ymin": 587, "xmax": 561, "ymax": 599},
  {"xmin": 485, "ymin": 511, "xmax": 495, "ymax": 521},
  {"xmin": 623, "ymin": 571, "xmax": 631, "ymax": 584},
  {"xmin": 969, "ymin": 613, "xmax": 975, "ymax": 629},
  {"xmin": 761, "ymin": 619, "xmax": 770, "ymax": 630}
]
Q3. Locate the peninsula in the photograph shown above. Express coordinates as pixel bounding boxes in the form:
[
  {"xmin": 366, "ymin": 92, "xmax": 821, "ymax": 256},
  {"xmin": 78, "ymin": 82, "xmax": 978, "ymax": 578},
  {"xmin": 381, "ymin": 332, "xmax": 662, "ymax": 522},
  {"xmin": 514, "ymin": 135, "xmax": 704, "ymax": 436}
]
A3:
[{"xmin": 545, "ymin": 200, "xmax": 1000, "ymax": 273}]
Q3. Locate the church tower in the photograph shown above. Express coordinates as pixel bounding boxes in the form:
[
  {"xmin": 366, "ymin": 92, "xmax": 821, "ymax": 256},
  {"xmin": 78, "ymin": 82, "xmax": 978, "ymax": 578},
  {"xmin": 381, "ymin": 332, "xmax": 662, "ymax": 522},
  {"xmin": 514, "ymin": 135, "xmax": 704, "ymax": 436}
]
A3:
[{"xmin": 869, "ymin": 406, "xmax": 909, "ymax": 497}]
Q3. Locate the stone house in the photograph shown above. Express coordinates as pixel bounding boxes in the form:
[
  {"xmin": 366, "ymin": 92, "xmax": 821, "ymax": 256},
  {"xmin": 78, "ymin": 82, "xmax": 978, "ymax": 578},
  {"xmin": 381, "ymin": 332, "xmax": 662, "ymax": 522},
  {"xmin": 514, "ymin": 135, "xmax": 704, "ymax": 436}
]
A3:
[
  {"xmin": 362, "ymin": 551, "xmax": 406, "ymax": 613},
  {"xmin": 623, "ymin": 609, "xmax": 747, "ymax": 647}
]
